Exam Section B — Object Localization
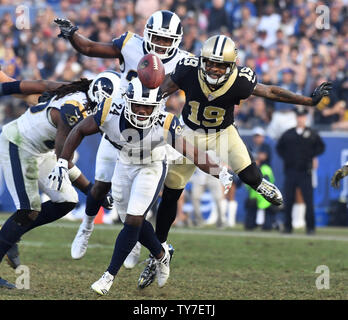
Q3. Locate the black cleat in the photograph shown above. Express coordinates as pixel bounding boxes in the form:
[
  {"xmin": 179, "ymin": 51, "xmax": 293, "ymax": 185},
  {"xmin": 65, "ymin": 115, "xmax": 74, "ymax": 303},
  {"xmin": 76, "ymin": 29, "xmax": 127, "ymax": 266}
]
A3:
[
  {"xmin": 138, "ymin": 244, "xmax": 175, "ymax": 289},
  {"xmin": 0, "ymin": 277, "xmax": 16, "ymax": 289},
  {"xmin": 138, "ymin": 256, "xmax": 157, "ymax": 289},
  {"xmin": 5, "ymin": 243, "xmax": 20, "ymax": 269}
]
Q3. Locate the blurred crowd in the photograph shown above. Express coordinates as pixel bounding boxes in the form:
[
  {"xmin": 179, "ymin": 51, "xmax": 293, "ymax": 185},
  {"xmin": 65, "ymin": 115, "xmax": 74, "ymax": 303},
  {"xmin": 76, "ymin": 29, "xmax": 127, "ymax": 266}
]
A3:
[{"xmin": 0, "ymin": 0, "xmax": 347, "ymax": 135}]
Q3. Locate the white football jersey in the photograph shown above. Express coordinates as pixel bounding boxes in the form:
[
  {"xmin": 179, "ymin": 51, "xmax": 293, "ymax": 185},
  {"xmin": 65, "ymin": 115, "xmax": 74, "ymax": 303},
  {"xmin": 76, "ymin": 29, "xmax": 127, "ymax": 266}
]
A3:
[
  {"xmin": 93, "ymin": 96, "xmax": 182, "ymax": 164},
  {"xmin": 112, "ymin": 31, "xmax": 191, "ymax": 96},
  {"xmin": 2, "ymin": 92, "xmax": 88, "ymax": 155}
]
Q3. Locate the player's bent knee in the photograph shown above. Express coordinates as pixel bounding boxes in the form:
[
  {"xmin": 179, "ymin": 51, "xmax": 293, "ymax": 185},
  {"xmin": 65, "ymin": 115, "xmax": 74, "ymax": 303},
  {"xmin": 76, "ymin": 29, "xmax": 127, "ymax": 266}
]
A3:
[{"xmin": 13, "ymin": 209, "xmax": 39, "ymax": 227}]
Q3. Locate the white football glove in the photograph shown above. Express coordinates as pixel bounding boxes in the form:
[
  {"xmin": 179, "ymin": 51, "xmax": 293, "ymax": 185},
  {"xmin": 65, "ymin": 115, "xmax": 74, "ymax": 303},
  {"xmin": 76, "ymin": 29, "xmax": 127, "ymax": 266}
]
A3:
[
  {"xmin": 47, "ymin": 158, "xmax": 70, "ymax": 191},
  {"xmin": 219, "ymin": 166, "xmax": 233, "ymax": 195}
]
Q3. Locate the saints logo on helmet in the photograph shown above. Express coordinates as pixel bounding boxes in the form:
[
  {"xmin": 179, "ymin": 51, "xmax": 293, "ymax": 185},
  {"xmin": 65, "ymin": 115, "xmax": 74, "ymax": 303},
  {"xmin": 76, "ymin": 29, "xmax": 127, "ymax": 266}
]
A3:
[{"xmin": 199, "ymin": 35, "xmax": 238, "ymax": 86}]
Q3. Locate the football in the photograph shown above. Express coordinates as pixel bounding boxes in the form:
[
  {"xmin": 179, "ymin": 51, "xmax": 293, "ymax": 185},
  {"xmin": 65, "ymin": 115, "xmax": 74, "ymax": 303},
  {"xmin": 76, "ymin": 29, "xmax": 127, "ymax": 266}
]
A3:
[{"xmin": 137, "ymin": 54, "xmax": 165, "ymax": 89}]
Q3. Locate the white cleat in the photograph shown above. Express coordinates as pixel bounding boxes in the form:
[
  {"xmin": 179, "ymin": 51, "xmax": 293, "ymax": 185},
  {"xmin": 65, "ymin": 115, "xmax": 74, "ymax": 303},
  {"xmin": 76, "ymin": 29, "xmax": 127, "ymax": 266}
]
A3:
[
  {"xmin": 123, "ymin": 241, "xmax": 141, "ymax": 269},
  {"xmin": 156, "ymin": 245, "xmax": 170, "ymax": 288},
  {"xmin": 71, "ymin": 223, "xmax": 94, "ymax": 260},
  {"xmin": 91, "ymin": 271, "xmax": 114, "ymax": 295}
]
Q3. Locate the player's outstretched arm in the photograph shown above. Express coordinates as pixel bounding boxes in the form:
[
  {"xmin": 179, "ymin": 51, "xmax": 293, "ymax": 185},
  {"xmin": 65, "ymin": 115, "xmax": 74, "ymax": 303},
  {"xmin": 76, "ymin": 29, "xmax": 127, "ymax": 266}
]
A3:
[
  {"xmin": 54, "ymin": 18, "xmax": 121, "ymax": 58},
  {"xmin": 0, "ymin": 68, "xmax": 62, "ymax": 105},
  {"xmin": 252, "ymin": 81, "xmax": 332, "ymax": 106},
  {"xmin": 0, "ymin": 80, "xmax": 67, "ymax": 96}
]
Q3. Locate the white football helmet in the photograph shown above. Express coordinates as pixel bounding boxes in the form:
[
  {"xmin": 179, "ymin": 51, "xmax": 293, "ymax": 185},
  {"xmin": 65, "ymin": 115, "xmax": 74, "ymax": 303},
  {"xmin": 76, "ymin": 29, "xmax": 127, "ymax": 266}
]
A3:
[
  {"xmin": 88, "ymin": 70, "xmax": 121, "ymax": 106},
  {"xmin": 124, "ymin": 78, "xmax": 163, "ymax": 129},
  {"xmin": 144, "ymin": 10, "xmax": 183, "ymax": 60}
]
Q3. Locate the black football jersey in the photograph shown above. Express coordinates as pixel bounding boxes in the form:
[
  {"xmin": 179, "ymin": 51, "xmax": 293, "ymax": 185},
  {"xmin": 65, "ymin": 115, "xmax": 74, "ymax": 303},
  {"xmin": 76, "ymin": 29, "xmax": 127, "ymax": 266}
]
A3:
[{"xmin": 170, "ymin": 56, "xmax": 257, "ymax": 131}]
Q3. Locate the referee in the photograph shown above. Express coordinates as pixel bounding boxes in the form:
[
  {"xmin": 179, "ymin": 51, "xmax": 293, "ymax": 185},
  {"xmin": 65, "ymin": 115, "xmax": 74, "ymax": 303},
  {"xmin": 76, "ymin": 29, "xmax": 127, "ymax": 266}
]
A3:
[{"xmin": 276, "ymin": 106, "xmax": 325, "ymax": 234}]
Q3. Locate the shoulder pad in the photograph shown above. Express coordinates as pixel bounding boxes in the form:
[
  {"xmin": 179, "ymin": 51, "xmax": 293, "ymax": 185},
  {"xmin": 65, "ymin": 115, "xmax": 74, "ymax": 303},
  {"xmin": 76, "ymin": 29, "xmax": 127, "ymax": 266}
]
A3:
[{"xmin": 60, "ymin": 100, "xmax": 86, "ymax": 128}]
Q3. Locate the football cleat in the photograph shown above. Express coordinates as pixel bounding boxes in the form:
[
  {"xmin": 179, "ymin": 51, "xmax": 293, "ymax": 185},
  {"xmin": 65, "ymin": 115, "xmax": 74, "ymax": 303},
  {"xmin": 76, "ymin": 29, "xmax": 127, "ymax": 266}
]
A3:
[
  {"xmin": 0, "ymin": 277, "xmax": 16, "ymax": 289},
  {"xmin": 123, "ymin": 241, "xmax": 141, "ymax": 269},
  {"xmin": 91, "ymin": 271, "xmax": 114, "ymax": 295},
  {"xmin": 155, "ymin": 245, "xmax": 170, "ymax": 288},
  {"xmin": 138, "ymin": 243, "xmax": 174, "ymax": 289},
  {"xmin": 71, "ymin": 223, "xmax": 94, "ymax": 259},
  {"xmin": 256, "ymin": 178, "xmax": 283, "ymax": 206},
  {"xmin": 138, "ymin": 255, "xmax": 156, "ymax": 289},
  {"xmin": 5, "ymin": 243, "xmax": 21, "ymax": 269}
]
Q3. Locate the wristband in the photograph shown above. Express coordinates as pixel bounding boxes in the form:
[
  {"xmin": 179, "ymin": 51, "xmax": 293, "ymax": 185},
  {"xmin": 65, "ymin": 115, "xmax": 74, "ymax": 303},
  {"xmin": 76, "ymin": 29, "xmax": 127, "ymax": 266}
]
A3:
[
  {"xmin": 0, "ymin": 81, "xmax": 21, "ymax": 96},
  {"xmin": 68, "ymin": 165, "xmax": 82, "ymax": 182}
]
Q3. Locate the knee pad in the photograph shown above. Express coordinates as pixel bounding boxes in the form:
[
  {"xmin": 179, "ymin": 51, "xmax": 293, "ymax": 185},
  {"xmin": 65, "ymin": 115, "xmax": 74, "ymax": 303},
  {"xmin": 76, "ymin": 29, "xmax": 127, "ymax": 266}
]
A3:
[{"xmin": 13, "ymin": 209, "xmax": 38, "ymax": 227}]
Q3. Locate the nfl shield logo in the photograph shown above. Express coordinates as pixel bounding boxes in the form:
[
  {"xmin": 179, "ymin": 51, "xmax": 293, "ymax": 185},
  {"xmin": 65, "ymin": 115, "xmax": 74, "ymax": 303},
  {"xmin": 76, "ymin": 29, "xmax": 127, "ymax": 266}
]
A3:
[{"xmin": 208, "ymin": 94, "xmax": 214, "ymax": 101}]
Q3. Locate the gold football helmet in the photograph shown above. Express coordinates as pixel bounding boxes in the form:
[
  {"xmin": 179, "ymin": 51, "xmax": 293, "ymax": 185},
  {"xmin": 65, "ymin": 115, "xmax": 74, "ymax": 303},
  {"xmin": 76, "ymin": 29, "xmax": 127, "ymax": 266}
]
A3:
[{"xmin": 199, "ymin": 35, "xmax": 238, "ymax": 86}]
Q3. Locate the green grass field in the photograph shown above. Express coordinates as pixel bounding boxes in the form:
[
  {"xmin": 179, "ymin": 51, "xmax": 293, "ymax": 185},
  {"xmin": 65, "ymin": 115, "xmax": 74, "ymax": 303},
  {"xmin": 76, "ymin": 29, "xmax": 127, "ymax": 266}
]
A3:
[{"xmin": 1, "ymin": 214, "xmax": 348, "ymax": 300}]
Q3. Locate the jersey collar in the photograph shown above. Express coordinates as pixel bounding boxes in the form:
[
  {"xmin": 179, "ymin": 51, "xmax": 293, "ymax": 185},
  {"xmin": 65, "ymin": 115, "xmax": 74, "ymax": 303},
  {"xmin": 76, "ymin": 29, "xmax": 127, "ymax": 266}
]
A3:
[{"xmin": 197, "ymin": 67, "xmax": 238, "ymax": 101}]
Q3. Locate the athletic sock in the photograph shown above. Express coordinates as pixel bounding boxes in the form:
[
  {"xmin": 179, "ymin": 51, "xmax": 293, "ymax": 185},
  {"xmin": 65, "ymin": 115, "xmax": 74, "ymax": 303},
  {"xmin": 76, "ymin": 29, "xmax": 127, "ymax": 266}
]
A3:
[
  {"xmin": 85, "ymin": 189, "xmax": 104, "ymax": 217},
  {"xmin": 107, "ymin": 223, "xmax": 141, "ymax": 276},
  {"xmin": 155, "ymin": 186, "xmax": 184, "ymax": 243},
  {"xmin": 138, "ymin": 220, "xmax": 162, "ymax": 258}
]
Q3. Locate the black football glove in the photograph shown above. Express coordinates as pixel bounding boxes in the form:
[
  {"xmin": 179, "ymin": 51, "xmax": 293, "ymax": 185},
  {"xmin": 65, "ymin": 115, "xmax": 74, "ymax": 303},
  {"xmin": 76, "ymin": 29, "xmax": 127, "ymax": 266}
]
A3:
[
  {"xmin": 311, "ymin": 81, "xmax": 332, "ymax": 105},
  {"xmin": 54, "ymin": 18, "xmax": 79, "ymax": 39},
  {"xmin": 102, "ymin": 193, "xmax": 114, "ymax": 210},
  {"xmin": 331, "ymin": 165, "xmax": 348, "ymax": 189}
]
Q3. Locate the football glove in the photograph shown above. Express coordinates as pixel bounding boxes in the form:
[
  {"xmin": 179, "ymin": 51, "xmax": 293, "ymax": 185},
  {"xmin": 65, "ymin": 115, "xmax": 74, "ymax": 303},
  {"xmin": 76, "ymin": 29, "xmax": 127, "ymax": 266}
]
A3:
[
  {"xmin": 311, "ymin": 81, "xmax": 332, "ymax": 105},
  {"xmin": 331, "ymin": 165, "xmax": 348, "ymax": 189},
  {"xmin": 54, "ymin": 18, "xmax": 79, "ymax": 39},
  {"xmin": 47, "ymin": 158, "xmax": 70, "ymax": 191},
  {"xmin": 102, "ymin": 193, "xmax": 114, "ymax": 210},
  {"xmin": 219, "ymin": 167, "xmax": 233, "ymax": 195}
]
